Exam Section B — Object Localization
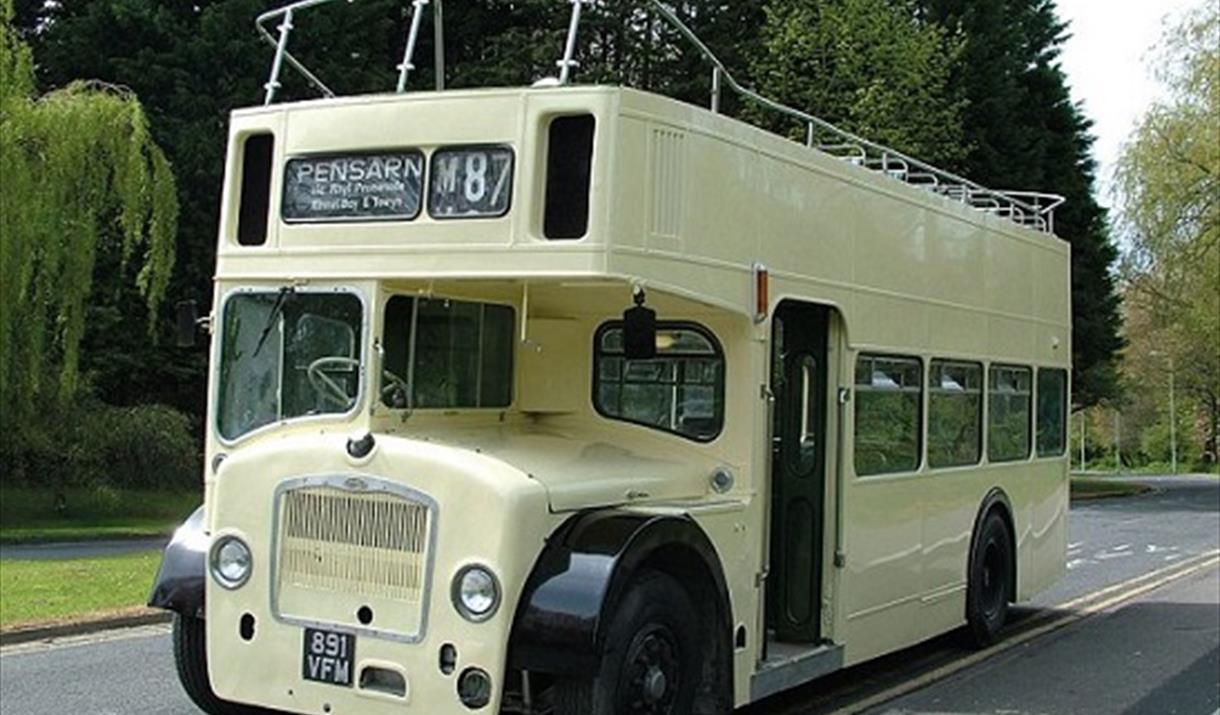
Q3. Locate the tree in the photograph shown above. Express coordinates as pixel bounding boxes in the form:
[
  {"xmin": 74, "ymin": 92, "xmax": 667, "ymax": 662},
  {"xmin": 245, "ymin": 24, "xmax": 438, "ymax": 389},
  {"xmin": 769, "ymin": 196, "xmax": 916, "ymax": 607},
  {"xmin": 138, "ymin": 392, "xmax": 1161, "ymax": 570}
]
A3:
[
  {"xmin": 16, "ymin": 0, "xmax": 766, "ymax": 415},
  {"xmin": 918, "ymin": 0, "xmax": 1124, "ymax": 409},
  {"xmin": 0, "ymin": 0, "xmax": 178, "ymax": 434},
  {"xmin": 1116, "ymin": 4, "xmax": 1219, "ymax": 469},
  {"xmin": 749, "ymin": 0, "xmax": 965, "ymax": 166}
]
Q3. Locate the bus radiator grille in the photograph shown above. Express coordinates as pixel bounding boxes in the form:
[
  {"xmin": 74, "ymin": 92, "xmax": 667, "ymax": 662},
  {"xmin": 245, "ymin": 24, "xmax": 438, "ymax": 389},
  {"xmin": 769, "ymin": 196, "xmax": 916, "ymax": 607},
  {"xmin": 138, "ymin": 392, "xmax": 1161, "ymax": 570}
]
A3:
[{"xmin": 277, "ymin": 487, "xmax": 431, "ymax": 603}]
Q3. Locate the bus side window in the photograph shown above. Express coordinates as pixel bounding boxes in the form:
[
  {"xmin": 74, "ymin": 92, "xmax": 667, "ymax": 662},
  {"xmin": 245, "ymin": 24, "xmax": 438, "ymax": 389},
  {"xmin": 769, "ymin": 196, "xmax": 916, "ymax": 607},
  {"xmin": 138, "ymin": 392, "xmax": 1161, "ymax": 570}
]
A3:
[
  {"xmin": 854, "ymin": 354, "xmax": 922, "ymax": 476},
  {"xmin": 927, "ymin": 360, "xmax": 983, "ymax": 468},
  {"xmin": 988, "ymin": 365, "xmax": 1033, "ymax": 462},
  {"xmin": 1036, "ymin": 368, "xmax": 1068, "ymax": 457}
]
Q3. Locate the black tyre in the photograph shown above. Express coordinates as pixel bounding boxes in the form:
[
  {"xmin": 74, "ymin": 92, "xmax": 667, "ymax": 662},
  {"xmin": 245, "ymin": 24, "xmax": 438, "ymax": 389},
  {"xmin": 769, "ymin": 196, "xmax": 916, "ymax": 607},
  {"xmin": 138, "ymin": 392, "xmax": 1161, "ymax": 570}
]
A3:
[
  {"xmin": 965, "ymin": 511, "xmax": 1013, "ymax": 647},
  {"xmin": 173, "ymin": 614, "xmax": 273, "ymax": 715},
  {"xmin": 554, "ymin": 571, "xmax": 702, "ymax": 715}
]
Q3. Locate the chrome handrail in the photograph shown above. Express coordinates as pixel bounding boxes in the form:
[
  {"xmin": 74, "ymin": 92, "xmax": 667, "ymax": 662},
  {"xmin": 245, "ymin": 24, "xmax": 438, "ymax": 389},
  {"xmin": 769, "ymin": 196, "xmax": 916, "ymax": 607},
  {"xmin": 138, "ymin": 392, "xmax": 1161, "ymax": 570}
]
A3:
[
  {"xmin": 256, "ymin": 0, "xmax": 343, "ymax": 104},
  {"xmin": 251, "ymin": 0, "xmax": 1065, "ymax": 234},
  {"xmin": 257, "ymin": 0, "xmax": 444, "ymax": 104},
  {"xmin": 628, "ymin": 0, "xmax": 1065, "ymax": 234}
]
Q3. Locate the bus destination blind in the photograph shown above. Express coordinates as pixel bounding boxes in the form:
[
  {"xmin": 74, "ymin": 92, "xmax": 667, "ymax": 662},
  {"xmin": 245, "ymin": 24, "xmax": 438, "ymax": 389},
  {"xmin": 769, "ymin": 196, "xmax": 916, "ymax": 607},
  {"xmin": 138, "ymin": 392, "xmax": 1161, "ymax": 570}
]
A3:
[{"xmin": 283, "ymin": 151, "xmax": 425, "ymax": 222}]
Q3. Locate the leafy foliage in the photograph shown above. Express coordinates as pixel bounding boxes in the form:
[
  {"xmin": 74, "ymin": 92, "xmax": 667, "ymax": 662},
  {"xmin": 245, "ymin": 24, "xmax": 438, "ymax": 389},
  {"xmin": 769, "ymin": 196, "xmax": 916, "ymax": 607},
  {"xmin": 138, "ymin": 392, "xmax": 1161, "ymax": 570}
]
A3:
[
  {"xmin": 750, "ymin": 0, "xmax": 965, "ymax": 166},
  {"xmin": 0, "ymin": 399, "xmax": 199, "ymax": 489},
  {"xmin": 0, "ymin": 0, "xmax": 178, "ymax": 437},
  {"xmin": 1116, "ymin": 4, "xmax": 1219, "ymax": 468}
]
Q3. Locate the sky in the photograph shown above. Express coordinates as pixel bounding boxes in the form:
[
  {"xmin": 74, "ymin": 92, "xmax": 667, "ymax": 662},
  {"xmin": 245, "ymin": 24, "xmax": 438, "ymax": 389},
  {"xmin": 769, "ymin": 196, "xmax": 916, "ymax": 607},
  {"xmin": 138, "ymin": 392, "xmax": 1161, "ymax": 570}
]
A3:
[{"xmin": 1054, "ymin": 0, "xmax": 1201, "ymax": 207}]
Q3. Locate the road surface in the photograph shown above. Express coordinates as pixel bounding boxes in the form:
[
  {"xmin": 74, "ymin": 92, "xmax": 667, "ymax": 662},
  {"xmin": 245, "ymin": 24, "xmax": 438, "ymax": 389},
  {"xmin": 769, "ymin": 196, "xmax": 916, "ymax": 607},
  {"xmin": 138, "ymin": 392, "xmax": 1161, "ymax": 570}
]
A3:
[
  {"xmin": 1, "ymin": 475, "xmax": 1216, "ymax": 714},
  {"xmin": 867, "ymin": 562, "xmax": 1219, "ymax": 715}
]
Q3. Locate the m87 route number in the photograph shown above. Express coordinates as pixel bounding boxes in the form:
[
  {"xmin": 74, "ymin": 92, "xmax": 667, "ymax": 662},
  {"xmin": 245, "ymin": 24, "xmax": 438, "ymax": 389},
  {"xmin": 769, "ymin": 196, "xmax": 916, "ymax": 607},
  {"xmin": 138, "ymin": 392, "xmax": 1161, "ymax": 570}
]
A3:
[{"xmin": 428, "ymin": 146, "xmax": 514, "ymax": 218}]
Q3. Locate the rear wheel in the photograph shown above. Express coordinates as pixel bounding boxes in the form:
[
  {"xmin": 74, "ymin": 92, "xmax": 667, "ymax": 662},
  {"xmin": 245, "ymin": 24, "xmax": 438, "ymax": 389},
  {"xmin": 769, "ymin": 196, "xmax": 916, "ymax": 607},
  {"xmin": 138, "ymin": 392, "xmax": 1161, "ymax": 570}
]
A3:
[
  {"xmin": 173, "ymin": 614, "xmax": 274, "ymax": 715},
  {"xmin": 554, "ymin": 571, "xmax": 702, "ymax": 715},
  {"xmin": 965, "ymin": 511, "xmax": 1013, "ymax": 647}
]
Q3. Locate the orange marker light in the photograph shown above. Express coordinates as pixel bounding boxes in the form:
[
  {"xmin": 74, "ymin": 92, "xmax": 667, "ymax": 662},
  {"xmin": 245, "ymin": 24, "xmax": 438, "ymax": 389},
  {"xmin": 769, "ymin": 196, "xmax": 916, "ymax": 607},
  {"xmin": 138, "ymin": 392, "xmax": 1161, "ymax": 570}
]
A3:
[{"xmin": 754, "ymin": 263, "xmax": 769, "ymax": 323}]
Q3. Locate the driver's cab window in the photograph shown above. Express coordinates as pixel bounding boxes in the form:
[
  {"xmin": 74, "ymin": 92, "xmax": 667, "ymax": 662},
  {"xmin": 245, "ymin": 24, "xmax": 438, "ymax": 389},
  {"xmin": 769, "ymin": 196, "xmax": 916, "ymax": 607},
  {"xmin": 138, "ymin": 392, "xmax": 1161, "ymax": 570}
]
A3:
[
  {"xmin": 381, "ymin": 295, "xmax": 515, "ymax": 409},
  {"xmin": 216, "ymin": 290, "xmax": 363, "ymax": 441}
]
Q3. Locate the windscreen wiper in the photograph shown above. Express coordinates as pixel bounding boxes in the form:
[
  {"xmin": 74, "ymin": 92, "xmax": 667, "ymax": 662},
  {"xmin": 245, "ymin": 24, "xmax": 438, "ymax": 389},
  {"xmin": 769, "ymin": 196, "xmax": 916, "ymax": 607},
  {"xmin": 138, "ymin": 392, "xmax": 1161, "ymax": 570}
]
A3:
[{"xmin": 252, "ymin": 286, "xmax": 295, "ymax": 357}]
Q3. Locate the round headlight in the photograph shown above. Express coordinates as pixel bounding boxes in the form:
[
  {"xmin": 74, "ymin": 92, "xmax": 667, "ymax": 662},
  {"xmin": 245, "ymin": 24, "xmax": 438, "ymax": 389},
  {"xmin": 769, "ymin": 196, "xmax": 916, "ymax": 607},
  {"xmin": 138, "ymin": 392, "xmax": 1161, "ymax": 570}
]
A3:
[
  {"xmin": 210, "ymin": 535, "xmax": 252, "ymax": 589},
  {"xmin": 452, "ymin": 565, "xmax": 500, "ymax": 622}
]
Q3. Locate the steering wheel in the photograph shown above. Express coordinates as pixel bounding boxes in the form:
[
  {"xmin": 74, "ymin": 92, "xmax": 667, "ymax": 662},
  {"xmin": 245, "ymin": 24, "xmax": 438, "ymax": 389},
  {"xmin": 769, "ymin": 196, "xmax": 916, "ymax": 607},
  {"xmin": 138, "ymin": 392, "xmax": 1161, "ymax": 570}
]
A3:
[
  {"xmin": 306, "ymin": 356, "xmax": 411, "ymax": 409},
  {"xmin": 307, "ymin": 357, "xmax": 360, "ymax": 408}
]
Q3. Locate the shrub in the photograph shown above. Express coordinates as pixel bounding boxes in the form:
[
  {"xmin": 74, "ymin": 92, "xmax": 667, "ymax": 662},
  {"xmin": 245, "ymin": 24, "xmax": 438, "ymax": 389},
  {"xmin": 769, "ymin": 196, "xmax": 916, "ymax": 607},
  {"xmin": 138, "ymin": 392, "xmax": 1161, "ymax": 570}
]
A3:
[{"xmin": 0, "ymin": 400, "xmax": 199, "ymax": 490}]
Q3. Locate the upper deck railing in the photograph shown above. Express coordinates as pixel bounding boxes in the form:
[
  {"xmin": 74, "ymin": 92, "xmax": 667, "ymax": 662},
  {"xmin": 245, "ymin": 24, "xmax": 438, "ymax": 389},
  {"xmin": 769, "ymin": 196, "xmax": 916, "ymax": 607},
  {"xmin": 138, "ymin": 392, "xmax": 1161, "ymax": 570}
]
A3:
[{"xmin": 255, "ymin": 0, "xmax": 1065, "ymax": 235}]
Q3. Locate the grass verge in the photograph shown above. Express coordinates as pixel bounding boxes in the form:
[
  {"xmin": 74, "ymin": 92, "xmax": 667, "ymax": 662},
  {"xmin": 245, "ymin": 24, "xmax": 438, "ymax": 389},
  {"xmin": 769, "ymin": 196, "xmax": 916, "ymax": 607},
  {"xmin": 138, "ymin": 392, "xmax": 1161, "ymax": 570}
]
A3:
[
  {"xmin": 0, "ymin": 550, "xmax": 161, "ymax": 628},
  {"xmin": 0, "ymin": 487, "xmax": 199, "ymax": 543},
  {"xmin": 1070, "ymin": 477, "xmax": 1153, "ymax": 500}
]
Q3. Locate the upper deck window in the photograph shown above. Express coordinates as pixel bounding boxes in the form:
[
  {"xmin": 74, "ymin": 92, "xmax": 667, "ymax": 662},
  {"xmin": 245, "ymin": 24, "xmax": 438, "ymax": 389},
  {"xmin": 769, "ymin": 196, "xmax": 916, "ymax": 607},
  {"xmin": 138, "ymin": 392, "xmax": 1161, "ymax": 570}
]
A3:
[
  {"xmin": 237, "ymin": 133, "xmax": 274, "ymax": 245},
  {"xmin": 544, "ymin": 114, "xmax": 595, "ymax": 239},
  {"xmin": 594, "ymin": 323, "xmax": 725, "ymax": 441},
  {"xmin": 381, "ymin": 296, "xmax": 514, "ymax": 409},
  {"xmin": 217, "ymin": 289, "xmax": 364, "ymax": 441}
]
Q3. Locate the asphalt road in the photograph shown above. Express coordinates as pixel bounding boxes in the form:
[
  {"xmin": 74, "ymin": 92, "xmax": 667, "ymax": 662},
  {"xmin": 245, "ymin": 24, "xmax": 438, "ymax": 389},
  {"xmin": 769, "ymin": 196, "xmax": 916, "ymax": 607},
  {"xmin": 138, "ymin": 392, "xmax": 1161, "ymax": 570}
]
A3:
[
  {"xmin": 868, "ymin": 562, "xmax": 1220, "ymax": 715},
  {"xmin": 1, "ymin": 475, "xmax": 1216, "ymax": 715}
]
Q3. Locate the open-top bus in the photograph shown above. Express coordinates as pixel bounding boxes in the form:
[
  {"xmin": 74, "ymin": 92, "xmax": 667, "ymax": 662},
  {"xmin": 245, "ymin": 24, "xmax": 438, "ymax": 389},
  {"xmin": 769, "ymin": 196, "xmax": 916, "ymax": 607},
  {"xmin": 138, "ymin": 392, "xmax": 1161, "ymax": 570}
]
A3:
[{"xmin": 149, "ymin": 2, "xmax": 1072, "ymax": 713}]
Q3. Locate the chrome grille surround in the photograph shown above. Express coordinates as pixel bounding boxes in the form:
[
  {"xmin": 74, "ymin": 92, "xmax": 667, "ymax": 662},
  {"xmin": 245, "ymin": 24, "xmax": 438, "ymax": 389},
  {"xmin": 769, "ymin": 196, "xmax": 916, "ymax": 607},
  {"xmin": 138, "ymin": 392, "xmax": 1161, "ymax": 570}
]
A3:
[{"xmin": 269, "ymin": 474, "xmax": 438, "ymax": 643}]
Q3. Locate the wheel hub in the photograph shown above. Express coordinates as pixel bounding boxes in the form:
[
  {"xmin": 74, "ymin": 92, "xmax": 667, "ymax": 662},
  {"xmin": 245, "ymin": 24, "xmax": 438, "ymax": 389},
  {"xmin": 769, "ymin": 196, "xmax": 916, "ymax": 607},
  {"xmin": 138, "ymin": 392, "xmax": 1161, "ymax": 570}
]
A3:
[
  {"xmin": 982, "ymin": 540, "xmax": 1005, "ymax": 617},
  {"xmin": 643, "ymin": 666, "xmax": 668, "ymax": 703},
  {"xmin": 619, "ymin": 624, "xmax": 681, "ymax": 714}
]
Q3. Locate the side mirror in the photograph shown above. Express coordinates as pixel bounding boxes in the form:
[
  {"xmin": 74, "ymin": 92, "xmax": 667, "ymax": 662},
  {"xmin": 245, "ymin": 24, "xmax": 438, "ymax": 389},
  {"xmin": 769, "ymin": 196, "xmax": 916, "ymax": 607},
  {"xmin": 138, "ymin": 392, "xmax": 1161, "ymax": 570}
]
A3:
[
  {"xmin": 622, "ymin": 301, "xmax": 656, "ymax": 360},
  {"xmin": 176, "ymin": 300, "xmax": 200, "ymax": 348}
]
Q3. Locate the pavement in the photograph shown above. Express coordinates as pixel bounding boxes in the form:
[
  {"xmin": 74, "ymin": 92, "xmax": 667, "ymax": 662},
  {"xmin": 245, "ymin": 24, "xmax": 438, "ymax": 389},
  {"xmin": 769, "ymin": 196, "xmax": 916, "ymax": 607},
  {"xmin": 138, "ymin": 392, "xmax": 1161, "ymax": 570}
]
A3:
[
  {"xmin": 0, "ymin": 474, "xmax": 1216, "ymax": 714},
  {"xmin": 0, "ymin": 538, "xmax": 168, "ymax": 561}
]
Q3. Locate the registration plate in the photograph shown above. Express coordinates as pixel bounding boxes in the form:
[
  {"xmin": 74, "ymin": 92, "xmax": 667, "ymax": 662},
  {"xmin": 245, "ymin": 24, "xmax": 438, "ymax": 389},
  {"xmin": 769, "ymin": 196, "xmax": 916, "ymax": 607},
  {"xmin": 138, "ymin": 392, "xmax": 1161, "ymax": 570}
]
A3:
[{"xmin": 302, "ymin": 627, "xmax": 355, "ymax": 687}]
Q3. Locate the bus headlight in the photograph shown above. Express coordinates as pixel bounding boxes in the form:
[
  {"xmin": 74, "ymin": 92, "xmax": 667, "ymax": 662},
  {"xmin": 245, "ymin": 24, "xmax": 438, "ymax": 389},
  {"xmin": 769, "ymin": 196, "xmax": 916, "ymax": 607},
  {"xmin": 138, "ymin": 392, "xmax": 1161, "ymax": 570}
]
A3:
[
  {"xmin": 210, "ymin": 535, "xmax": 252, "ymax": 589},
  {"xmin": 452, "ymin": 565, "xmax": 500, "ymax": 622}
]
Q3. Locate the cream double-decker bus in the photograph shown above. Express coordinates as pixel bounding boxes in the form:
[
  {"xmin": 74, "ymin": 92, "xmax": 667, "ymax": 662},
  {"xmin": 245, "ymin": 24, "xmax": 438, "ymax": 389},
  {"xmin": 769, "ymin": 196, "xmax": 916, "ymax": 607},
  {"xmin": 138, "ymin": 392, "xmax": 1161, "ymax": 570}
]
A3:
[{"xmin": 148, "ymin": 2, "xmax": 1072, "ymax": 713}]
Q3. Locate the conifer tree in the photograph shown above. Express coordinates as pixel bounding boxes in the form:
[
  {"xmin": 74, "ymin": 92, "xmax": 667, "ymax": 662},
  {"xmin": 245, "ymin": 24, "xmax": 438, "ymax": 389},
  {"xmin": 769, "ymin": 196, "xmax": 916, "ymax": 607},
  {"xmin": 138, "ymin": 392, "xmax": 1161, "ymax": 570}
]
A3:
[{"xmin": 918, "ymin": 0, "xmax": 1124, "ymax": 408}]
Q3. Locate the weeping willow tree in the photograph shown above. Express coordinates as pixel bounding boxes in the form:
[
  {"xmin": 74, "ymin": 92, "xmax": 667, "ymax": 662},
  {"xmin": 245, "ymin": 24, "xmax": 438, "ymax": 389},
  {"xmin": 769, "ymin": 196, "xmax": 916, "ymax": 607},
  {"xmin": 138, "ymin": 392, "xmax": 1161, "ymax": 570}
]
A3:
[{"xmin": 0, "ymin": 0, "xmax": 178, "ymax": 435}]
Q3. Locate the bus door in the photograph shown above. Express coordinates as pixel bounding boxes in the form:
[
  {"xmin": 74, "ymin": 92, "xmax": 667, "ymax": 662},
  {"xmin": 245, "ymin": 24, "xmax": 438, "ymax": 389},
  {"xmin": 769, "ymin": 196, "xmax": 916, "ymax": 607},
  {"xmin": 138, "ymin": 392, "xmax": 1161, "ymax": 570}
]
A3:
[{"xmin": 767, "ymin": 301, "xmax": 829, "ymax": 643}]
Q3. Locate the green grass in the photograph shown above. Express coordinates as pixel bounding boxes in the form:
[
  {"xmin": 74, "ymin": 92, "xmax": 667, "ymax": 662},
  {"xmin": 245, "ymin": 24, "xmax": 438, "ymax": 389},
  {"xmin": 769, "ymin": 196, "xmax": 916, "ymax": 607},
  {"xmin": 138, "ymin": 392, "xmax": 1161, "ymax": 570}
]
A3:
[
  {"xmin": 1070, "ymin": 477, "xmax": 1153, "ymax": 499},
  {"xmin": 0, "ymin": 487, "xmax": 199, "ymax": 543},
  {"xmin": 0, "ymin": 550, "xmax": 162, "ymax": 627}
]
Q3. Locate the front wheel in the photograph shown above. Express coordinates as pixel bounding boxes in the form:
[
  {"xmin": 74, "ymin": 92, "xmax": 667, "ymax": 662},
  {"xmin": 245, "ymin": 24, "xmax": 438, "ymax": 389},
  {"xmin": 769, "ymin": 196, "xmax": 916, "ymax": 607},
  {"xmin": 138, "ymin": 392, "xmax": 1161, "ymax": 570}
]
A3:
[
  {"xmin": 173, "ymin": 614, "xmax": 274, "ymax": 715},
  {"xmin": 965, "ymin": 511, "xmax": 1014, "ymax": 647},
  {"xmin": 553, "ymin": 571, "xmax": 702, "ymax": 715}
]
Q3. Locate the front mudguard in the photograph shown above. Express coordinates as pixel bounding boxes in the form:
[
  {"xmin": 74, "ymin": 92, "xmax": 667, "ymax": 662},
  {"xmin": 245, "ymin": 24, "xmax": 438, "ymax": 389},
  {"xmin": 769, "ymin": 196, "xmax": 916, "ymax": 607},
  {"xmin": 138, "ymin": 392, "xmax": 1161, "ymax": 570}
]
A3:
[
  {"xmin": 508, "ymin": 510, "xmax": 732, "ymax": 678},
  {"xmin": 148, "ymin": 506, "xmax": 207, "ymax": 618}
]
